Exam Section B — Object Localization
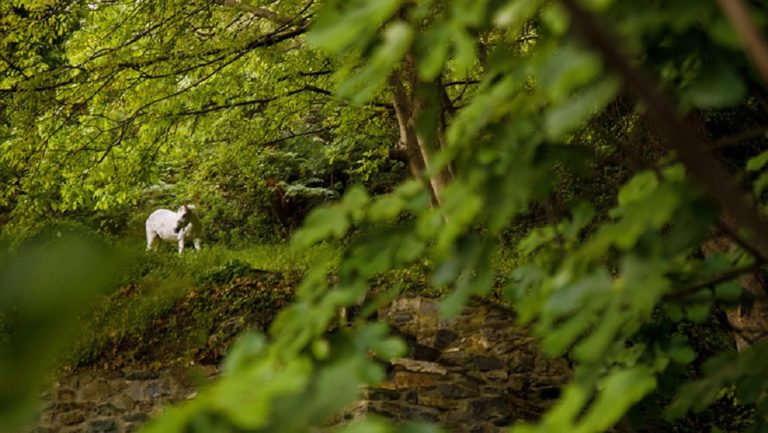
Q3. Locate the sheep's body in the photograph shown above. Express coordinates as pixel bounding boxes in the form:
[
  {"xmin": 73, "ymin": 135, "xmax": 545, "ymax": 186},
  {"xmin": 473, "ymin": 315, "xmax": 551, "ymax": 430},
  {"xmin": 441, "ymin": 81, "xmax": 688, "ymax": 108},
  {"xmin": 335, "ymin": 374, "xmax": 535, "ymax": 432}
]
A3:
[{"xmin": 145, "ymin": 205, "xmax": 202, "ymax": 254}]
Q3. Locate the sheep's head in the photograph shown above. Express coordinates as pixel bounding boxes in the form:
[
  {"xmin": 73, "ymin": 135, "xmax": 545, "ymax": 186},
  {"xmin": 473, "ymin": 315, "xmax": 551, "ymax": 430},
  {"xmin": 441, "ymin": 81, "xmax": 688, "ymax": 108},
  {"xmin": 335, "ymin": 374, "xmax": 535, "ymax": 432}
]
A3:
[{"xmin": 174, "ymin": 205, "xmax": 194, "ymax": 233}]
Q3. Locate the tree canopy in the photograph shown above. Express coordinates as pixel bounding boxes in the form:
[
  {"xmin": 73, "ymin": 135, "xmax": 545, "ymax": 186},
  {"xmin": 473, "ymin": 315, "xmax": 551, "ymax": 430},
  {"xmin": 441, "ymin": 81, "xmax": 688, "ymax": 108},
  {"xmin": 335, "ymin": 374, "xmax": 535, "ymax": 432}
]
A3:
[{"xmin": 3, "ymin": 0, "xmax": 768, "ymax": 432}]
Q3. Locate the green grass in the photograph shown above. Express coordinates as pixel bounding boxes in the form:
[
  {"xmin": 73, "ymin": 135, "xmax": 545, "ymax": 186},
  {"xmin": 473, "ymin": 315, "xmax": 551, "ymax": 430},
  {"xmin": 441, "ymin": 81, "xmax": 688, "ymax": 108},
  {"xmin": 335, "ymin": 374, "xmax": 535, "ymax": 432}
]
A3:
[
  {"xmin": 208, "ymin": 242, "xmax": 341, "ymax": 273},
  {"xmin": 64, "ymin": 241, "xmax": 338, "ymax": 370}
]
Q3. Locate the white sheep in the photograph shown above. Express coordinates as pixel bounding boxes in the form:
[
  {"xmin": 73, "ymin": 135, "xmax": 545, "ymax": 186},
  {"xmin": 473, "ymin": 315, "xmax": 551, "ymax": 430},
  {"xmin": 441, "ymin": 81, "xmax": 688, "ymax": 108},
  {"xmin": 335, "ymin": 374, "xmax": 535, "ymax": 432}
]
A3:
[{"xmin": 145, "ymin": 205, "xmax": 202, "ymax": 255}]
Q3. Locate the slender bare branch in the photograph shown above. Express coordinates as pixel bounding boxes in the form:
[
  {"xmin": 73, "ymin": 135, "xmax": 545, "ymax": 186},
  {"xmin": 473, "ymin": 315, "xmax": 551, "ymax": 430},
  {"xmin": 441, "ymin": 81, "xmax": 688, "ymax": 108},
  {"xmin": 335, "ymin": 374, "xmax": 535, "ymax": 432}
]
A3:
[
  {"xmin": 713, "ymin": 126, "xmax": 768, "ymax": 148},
  {"xmin": 664, "ymin": 262, "xmax": 763, "ymax": 301},
  {"xmin": 261, "ymin": 127, "xmax": 332, "ymax": 147},
  {"xmin": 717, "ymin": 0, "xmax": 768, "ymax": 87},
  {"xmin": 213, "ymin": 0, "xmax": 293, "ymax": 25}
]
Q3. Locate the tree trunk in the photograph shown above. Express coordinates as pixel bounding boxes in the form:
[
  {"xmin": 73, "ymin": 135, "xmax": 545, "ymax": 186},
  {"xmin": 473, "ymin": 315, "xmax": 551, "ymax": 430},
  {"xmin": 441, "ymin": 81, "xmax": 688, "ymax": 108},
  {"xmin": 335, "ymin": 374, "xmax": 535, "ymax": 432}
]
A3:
[{"xmin": 388, "ymin": 55, "xmax": 454, "ymax": 206}]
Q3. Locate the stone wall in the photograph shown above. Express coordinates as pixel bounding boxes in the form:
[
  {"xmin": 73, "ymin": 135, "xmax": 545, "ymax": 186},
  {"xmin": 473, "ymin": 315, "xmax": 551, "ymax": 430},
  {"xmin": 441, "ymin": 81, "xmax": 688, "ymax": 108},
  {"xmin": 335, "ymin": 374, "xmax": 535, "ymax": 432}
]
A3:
[
  {"xmin": 33, "ymin": 366, "xmax": 218, "ymax": 433},
  {"xmin": 33, "ymin": 297, "xmax": 569, "ymax": 433},
  {"xmin": 344, "ymin": 297, "xmax": 571, "ymax": 433}
]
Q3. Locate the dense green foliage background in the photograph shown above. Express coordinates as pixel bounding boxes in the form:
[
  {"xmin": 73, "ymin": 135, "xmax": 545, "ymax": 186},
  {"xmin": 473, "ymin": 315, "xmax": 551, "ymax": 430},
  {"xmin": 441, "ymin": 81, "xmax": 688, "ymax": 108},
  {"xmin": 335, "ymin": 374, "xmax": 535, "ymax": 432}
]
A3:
[{"xmin": 3, "ymin": 0, "xmax": 768, "ymax": 432}]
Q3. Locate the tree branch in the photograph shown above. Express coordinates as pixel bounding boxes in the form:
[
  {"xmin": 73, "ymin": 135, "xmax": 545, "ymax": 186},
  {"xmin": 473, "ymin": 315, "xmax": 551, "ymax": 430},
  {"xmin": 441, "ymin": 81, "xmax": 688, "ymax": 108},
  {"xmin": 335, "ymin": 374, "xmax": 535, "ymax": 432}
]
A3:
[
  {"xmin": 717, "ymin": 0, "xmax": 768, "ymax": 87},
  {"xmin": 168, "ymin": 85, "xmax": 330, "ymax": 116},
  {"xmin": 718, "ymin": 220, "xmax": 768, "ymax": 263},
  {"xmin": 213, "ymin": 0, "xmax": 294, "ymax": 25},
  {"xmin": 298, "ymin": 70, "xmax": 332, "ymax": 77},
  {"xmin": 560, "ymin": 0, "xmax": 768, "ymax": 257},
  {"xmin": 713, "ymin": 126, "xmax": 768, "ymax": 148},
  {"xmin": 261, "ymin": 127, "xmax": 331, "ymax": 147},
  {"xmin": 664, "ymin": 263, "xmax": 763, "ymax": 301}
]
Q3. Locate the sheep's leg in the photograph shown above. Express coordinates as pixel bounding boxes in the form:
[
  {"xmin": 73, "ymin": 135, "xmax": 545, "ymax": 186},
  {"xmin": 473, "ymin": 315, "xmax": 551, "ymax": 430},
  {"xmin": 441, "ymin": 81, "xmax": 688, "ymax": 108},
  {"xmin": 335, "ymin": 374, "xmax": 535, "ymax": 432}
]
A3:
[
  {"xmin": 146, "ymin": 230, "xmax": 156, "ymax": 251},
  {"xmin": 178, "ymin": 235, "xmax": 185, "ymax": 255},
  {"xmin": 193, "ymin": 238, "xmax": 201, "ymax": 251}
]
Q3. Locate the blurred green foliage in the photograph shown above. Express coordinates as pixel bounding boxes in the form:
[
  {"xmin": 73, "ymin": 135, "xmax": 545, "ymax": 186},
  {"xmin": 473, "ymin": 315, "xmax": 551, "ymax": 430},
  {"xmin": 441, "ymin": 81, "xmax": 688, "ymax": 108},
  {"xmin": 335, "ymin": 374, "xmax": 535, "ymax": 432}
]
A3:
[
  {"xmin": 2, "ymin": 0, "xmax": 768, "ymax": 433},
  {"xmin": 0, "ymin": 229, "xmax": 121, "ymax": 430}
]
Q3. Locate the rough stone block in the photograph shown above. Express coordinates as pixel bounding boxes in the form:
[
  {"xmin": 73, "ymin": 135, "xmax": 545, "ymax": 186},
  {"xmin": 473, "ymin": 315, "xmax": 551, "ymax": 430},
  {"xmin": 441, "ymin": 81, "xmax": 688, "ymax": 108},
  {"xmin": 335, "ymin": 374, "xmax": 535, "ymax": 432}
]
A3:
[
  {"xmin": 145, "ymin": 379, "xmax": 172, "ymax": 399},
  {"xmin": 483, "ymin": 369, "xmax": 509, "ymax": 382},
  {"xmin": 393, "ymin": 371, "xmax": 437, "ymax": 389},
  {"xmin": 412, "ymin": 343, "xmax": 440, "ymax": 362},
  {"xmin": 58, "ymin": 409, "xmax": 86, "ymax": 426},
  {"xmin": 507, "ymin": 374, "xmax": 527, "ymax": 392},
  {"xmin": 87, "ymin": 418, "xmax": 118, "ymax": 433},
  {"xmin": 371, "ymin": 401, "xmax": 440, "ymax": 423},
  {"xmin": 434, "ymin": 329, "xmax": 459, "ymax": 349},
  {"xmin": 466, "ymin": 335, "xmax": 491, "ymax": 351},
  {"xmin": 391, "ymin": 358, "xmax": 447, "ymax": 375},
  {"xmin": 110, "ymin": 394, "xmax": 136, "ymax": 412},
  {"xmin": 366, "ymin": 388, "xmax": 400, "ymax": 401},
  {"xmin": 123, "ymin": 383, "xmax": 147, "ymax": 402},
  {"xmin": 79, "ymin": 379, "xmax": 114, "ymax": 402},
  {"xmin": 469, "ymin": 396, "xmax": 511, "ymax": 419},
  {"xmin": 123, "ymin": 412, "xmax": 150, "ymax": 423},
  {"xmin": 437, "ymin": 383, "xmax": 479, "ymax": 399},
  {"xmin": 417, "ymin": 391, "xmax": 460, "ymax": 409},
  {"xmin": 438, "ymin": 349, "xmax": 467, "ymax": 367},
  {"xmin": 472, "ymin": 355, "xmax": 503, "ymax": 371},
  {"xmin": 125, "ymin": 370, "xmax": 161, "ymax": 381},
  {"xmin": 57, "ymin": 388, "xmax": 77, "ymax": 402},
  {"xmin": 96, "ymin": 403, "xmax": 119, "ymax": 417},
  {"xmin": 508, "ymin": 352, "xmax": 534, "ymax": 372}
]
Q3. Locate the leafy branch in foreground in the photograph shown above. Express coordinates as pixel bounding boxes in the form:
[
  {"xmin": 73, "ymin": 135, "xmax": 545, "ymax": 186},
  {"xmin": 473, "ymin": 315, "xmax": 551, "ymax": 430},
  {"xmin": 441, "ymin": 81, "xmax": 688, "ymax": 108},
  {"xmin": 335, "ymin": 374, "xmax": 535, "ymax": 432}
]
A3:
[
  {"xmin": 4, "ymin": 0, "xmax": 768, "ymax": 432},
  {"xmin": 138, "ymin": 0, "xmax": 768, "ymax": 431}
]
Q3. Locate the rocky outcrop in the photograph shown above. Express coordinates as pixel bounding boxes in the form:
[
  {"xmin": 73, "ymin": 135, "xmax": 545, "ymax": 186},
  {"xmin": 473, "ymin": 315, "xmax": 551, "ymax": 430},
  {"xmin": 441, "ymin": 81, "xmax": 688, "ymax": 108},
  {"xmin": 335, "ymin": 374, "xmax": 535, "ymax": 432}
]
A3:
[{"xmin": 32, "ymin": 297, "xmax": 570, "ymax": 433}]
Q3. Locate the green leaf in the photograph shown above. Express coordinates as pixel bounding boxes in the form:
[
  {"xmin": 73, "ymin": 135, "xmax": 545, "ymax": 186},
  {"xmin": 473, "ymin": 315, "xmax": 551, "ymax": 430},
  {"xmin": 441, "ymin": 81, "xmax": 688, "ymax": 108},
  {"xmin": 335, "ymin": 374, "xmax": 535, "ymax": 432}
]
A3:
[
  {"xmin": 291, "ymin": 206, "xmax": 350, "ymax": 248},
  {"xmin": 540, "ymin": 43, "xmax": 604, "ymax": 101},
  {"xmin": 308, "ymin": 0, "xmax": 401, "ymax": 53},
  {"xmin": 684, "ymin": 57, "xmax": 746, "ymax": 108},
  {"xmin": 401, "ymin": 422, "xmax": 443, "ymax": 433},
  {"xmin": 337, "ymin": 21, "xmax": 414, "ymax": 104},
  {"xmin": 494, "ymin": 0, "xmax": 542, "ymax": 34},
  {"xmin": 668, "ymin": 345, "xmax": 696, "ymax": 365},
  {"xmin": 337, "ymin": 417, "xmax": 393, "ymax": 433},
  {"xmin": 664, "ymin": 303, "xmax": 684, "ymax": 321},
  {"xmin": 222, "ymin": 333, "xmax": 267, "ymax": 374},
  {"xmin": 542, "ymin": 312, "xmax": 594, "ymax": 356},
  {"xmin": 541, "ymin": 3, "xmax": 569, "ymax": 35},
  {"xmin": 417, "ymin": 24, "xmax": 451, "ymax": 80},
  {"xmin": 754, "ymin": 172, "xmax": 768, "ymax": 196},
  {"xmin": 572, "ymin": 303, "xmax": 622, "ymax": 363},
  {"xmin": 708, "ymin": 18, "xmax": 742, "ymax": 50},
  {"xmin": 747, "ymin": 150, "xmax": 768, "ymax": 172},
  {"xmin": 562, "ymin": 202, "xmax": 595, "ymax": 239},
  {"xmin": 543, "ymin": 269, "xmax": 612, "ymax": 317},
  {"xmin": 684, "ymin": 303, "xmax": 711, "ymax": 323},
  {"xmin": 578, "ymin": 367, "xmax": 657, "ymax": 431},
  {"xmin": 544, "ymin": 78, "xmax": 619, "ymax": 140},
  {"xmin": 452, "ymin": 28, "xmax": 477, "ymax": 76},
  {"xmin": 714, "ymin": 281, "xmax": 742, "ymax": 303}
]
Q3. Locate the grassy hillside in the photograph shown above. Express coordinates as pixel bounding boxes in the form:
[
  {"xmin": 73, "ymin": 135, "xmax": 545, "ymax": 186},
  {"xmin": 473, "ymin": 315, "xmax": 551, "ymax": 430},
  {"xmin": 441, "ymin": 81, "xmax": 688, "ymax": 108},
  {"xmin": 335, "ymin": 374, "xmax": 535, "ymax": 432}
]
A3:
[{"xmin": 65, "ymin": 244, "xmax": 335, "ymax": 370}]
